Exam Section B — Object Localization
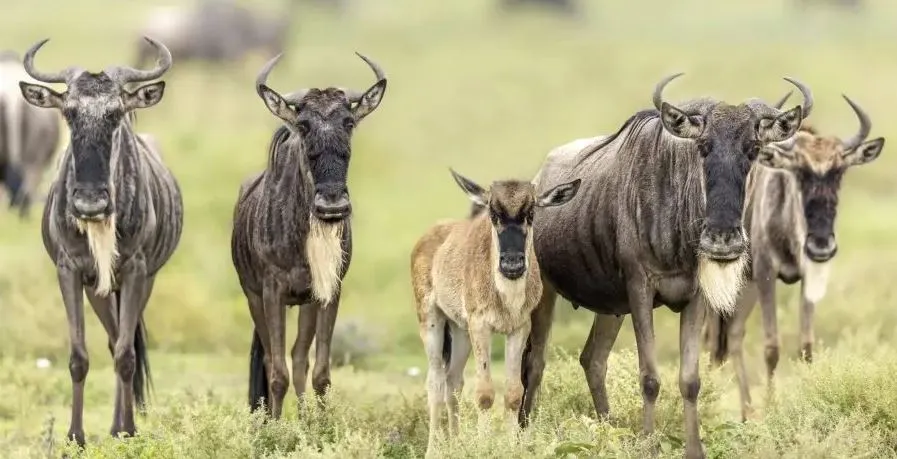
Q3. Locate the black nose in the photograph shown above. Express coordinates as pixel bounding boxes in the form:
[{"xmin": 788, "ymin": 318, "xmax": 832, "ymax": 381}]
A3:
[
  {"xmin": 313, "ymin": 185, "xmax": 351, "ymax": 221},
  {"xmin": 499, "ymin": 252, "xmax": 526, "ymax": 280},
  {"xmin": 805, "ymin": 234, "xmax": 837, "ymax": 262},
  {"xmin": 698, "ymin": 227, "xmax": 746, "ymax": 262},
  {"xmin": 71, "ymin": 187, "xmax": 111, "ymax": 220}
]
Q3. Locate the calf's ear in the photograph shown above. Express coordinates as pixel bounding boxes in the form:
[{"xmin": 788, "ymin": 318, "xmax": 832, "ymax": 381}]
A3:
[
  {"xmin": 537, "ymin": 178, "xmax": 582, "ymax": 207},
  {"xmin": 449, "ymin": 168, "xmax": 487, "ymax": 207},
  {"xmin": 843, "ymin": 137, "xmax": 885, "ymax": 167}
]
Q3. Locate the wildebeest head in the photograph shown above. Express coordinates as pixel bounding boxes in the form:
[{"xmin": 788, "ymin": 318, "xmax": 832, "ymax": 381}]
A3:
[
  {"xmin": 450, "ymin": 169, "xmax": 581, "ymax": 280},
  {"xmin": 255, "ymin": 53, "xmax": 387, "ymax": 222},
  {"xmin": 653, "ymin": 73, "xmax": 813, "ymax": 262},
  {"xmin": 18, "ymin": 37, "xmax": 171, "ymax": 221},
  {"xmin": 759, "ymin": 94, "xmax": 884, "ymax": 263}
]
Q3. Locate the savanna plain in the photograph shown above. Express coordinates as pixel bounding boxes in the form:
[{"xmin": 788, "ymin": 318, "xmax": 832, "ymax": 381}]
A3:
[{"xmin": 2, "ymin": 0, "xmax": 897, "ymax": 457}]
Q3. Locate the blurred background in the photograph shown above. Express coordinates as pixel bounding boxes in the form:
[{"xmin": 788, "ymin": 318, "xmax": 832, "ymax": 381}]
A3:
[{"xmin": 2, "ymin": 0, "xmax": 896, "ymax": 454}]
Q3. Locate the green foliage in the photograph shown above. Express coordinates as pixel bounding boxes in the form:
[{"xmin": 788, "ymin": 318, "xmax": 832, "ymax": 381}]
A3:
[{"xmin": 2, "ymin": 0, "xmax": 897, "ymax": 457}]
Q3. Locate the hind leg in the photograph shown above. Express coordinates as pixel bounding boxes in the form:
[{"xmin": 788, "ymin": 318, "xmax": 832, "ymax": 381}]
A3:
[
  {"xmin": 445, "ymin": 322, "xmax": 471, "ymax": 437},
  {"xmin": 518, "ymin": 284, "xmax": 557, "ymax": 427},
  {"xmin": 580, "ymin": 313, "xmax": 624, "ymax": 419}
]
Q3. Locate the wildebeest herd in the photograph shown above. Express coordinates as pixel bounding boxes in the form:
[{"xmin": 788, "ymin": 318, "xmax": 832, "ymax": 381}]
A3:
[{"xmin": 1, "ymin": 27, "xmax": 886, "ymax": 459}]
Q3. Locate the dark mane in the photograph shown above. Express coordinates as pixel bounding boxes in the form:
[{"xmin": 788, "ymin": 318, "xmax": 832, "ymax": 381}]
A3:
[{"xmin": 266, "ymin": 124, "xmax": 293, "ymax": 170}]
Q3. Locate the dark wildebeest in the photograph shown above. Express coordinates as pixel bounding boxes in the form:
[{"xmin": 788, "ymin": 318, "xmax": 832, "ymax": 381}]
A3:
[
  {"xmin": 411, "ymin": 170, "xmax": 581, "ymax": 455},
  {"xmin": 18, "ymin": 37, "xmax": 184, "ymax": 445},
  {"xmin": 522, "ymin": 74, "xmax": 813, "ymax": 458},
  {"xmin": 703, "ymin": 94, "xmax": 884, "ymax": 421},
  {"xmin": 0, "ymin": 50, "xmax": 61, "ymax": 217},
  {"xmin": 135, "ymin": 0, "xmax": 299, "ymax": 70},
  {"xmin": 231, "ymin": 52, "xmax": 387, "ymax": 418}
]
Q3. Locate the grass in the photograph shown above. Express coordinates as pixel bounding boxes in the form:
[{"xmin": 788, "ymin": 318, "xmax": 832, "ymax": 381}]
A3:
[{"xmin": 2, "ymin": 0, "xmax": 897, "ymax": 457}]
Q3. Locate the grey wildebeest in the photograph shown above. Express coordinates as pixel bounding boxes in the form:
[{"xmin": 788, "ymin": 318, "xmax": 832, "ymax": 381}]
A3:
[
  {"xmin": 231, "ymin": 52, "xmax": 386, "ymax": 418},
  {"xmin": 411, "ymin": 170, "xmax": 581, "ymax": 455},
  {"xmin": 0, "ymin": 50, "xmax": 61, "ymax": 217},
  {"xmin": 135, "ymin": 0, "xmax": 299, "ymax": 71},
  {"xmin": 522, "ymin": 74, "xmax": 813, "ymax": 458},
  {"xmin": 17, "ymin": 37, "xmax": 183, "ymax": 445},
  {"xmin": 703, "ymin": 94, "xmax": 884, "ymax": 421}
]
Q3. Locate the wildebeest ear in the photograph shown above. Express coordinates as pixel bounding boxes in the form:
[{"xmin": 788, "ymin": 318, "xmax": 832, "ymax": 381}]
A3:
[
  {"xmin": 659, "ymin": 102, "xmax": 705, "ymax": 139},
  {"xmin": 352, "ymin": 79, "xmax": 387, "ymax": 121},
  {"xmin": 758, "ymin": 105, "xmax": 802, "ymax": 143},
  {"xmin": 123, "ymin": 81, "xmax": 166, "ymax": 110},
  {"xmin": 536, "ymin": 178, "xmax": 582, "ymax": 207},
  {"xmin": 757, "ymin": 146, "xmax": 797, "ymax": 170},
  {"xmin": 258, "ymin": 84, "xmax": 299, "ymax": 125},
  {"xmin": 449, "ymin": 168, "xmax": 487, "ymax": 206},
  {"xmin": 18, "ymin": 82, "xmax": 64, "ymax": 109},
  {"xmin": 843, "ymin": 137, "xmax": 884, "ymax": 167}
]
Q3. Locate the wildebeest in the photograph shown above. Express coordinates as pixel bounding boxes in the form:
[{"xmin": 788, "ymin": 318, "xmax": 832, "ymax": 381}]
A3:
[
  {"xmin": 703, "ymin": 94, "xmax": 884, "ymax": 421},
  {"xmin": 231, "ymin": 52, "xmax": 387, "ymax": 418},
  {"xmin": 411, "ymin": 170, "xmax": 581, "ymax": 455},
  {"xmin": 0, "ymin": 50, "xmax": 60, "ymax": 217},
  {"xmin": 17, "ymin": 37, "xmax": 184, "ymax": 445},
  {"xmin": 135, "ymin": 0, "xmax": 299, "ymax": 70},
  {"xmin": 523, "ymin": 74, "xmax": 813, "ymax": 458}
]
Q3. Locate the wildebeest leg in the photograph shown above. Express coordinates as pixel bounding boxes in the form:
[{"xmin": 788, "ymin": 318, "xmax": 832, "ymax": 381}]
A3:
[
  {"xmin": 14, "ymin": 166, "xmax": 44, "ymax": 218},
  {"xmin": 312, "ymin": 294, "xmax": 341, "ymax": 398},
  {"xmin": 756, "ymin": 276, "xmax": 779, "ymax": 387},
  {"xmin": 246, "ymin": 290, "xmax": 271, "ymax": 414},
  {"xmin": 724, "ymin": 284, "xmax": 758, "ymax": 422},
  {"xmin": 262, "ymin": 276, "xmax": 289, "ymax": 418},
  {"xmin": 798, "ymin": 282, "xmax": 816, "ymax": 363},
  {"xmin": 291, "ymin": 304, "xmax": 318, "ymax": 401},
  {"xmin": 469, "ymin": 318, "xmax": 495, "ymax": 412},
  {"xmin": 680, "ymin": 297, "xmax": 707, "ymax": 459},
  {"xmin": 504, "ymin": 321, "xmax": 531, "ymax": 430},
  {"xmin": 85, "ymin": 289, "xmax": 121, "ymax": 432},
  {"xmin": 445, "ymin": 321, "xmax": 470, "ymax": 437},
  {"xmin": 424, "ymin": 302, "xmax": 448, "ymax": 457},
  {"xmin": 627, "ymin": 276, "xmax": 660, "ymax": 436},
  {"xmin": 58, "ymin": 264, "xmax": 88, "ymax": 447},
  {"xmin": 112, "ymin": 257, "xmax": 148, "ymax": 437},
  {"xmin": 580, "ymin": 313, "xmax": 624, "ymax": 419},
  {"xmin": 518, "ymin": 284, "xmax": 557, "ymax": 427}
]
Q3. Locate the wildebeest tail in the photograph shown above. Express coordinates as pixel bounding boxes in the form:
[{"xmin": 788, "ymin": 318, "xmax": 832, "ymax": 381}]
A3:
[
  {"xmin": 441, "ymin": 322, "xmax": 452, "ymax": 365},
  {"xmin": 249, "ymin": 329, "xmax": 268, "ymax": 411},
  {"xmin": 705, "ymin": 310, "xmax": 730, "ymax": 366},
  {"xmin": 134, "ymin": 315, "xmax": 153, "ymax": 413}
]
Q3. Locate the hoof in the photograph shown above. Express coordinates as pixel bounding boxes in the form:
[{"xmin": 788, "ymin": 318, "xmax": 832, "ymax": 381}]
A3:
[{"xmin": 66, "ymin": 430, "xmax": 86, "ymax": 448}]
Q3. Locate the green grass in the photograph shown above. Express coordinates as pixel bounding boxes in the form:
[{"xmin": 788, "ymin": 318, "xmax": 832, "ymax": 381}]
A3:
[{"xmin": 2, "ymin": 0, "xmax": 897, "ymax": 457}]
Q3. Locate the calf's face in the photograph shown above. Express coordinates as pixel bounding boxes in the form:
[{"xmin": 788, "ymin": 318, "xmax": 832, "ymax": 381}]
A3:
[{"xmin": 450, "ymin": 170, "xmax": 581, "ymax": 280}]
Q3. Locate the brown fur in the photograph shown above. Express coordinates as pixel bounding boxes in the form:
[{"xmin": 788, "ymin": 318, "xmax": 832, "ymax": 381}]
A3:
[{"xmin": 412, "ymin": 175, "xmax": 580, "ymax": 456}]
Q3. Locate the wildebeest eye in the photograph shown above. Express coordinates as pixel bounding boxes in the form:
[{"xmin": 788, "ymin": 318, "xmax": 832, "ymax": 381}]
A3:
[
  {"xmin": 343, "ymin": 117, "xmax": 356, "ymax": 130},
  {"xmin": 696, "ymin": 139, "xmax": 711, "ymax": 157},
  {"xmin": 297, "ymin": 120, "xmax": 311, "ymax": 135},
  {"xmin": 747, "ymin": 141, "xmax": 761, "ymax": 160}
]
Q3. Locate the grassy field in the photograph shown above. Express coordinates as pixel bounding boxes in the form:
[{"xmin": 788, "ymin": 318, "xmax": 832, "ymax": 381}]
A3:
[{"xmin": 2, "ymin": 0, "xmax": 897, "ymax": 457}]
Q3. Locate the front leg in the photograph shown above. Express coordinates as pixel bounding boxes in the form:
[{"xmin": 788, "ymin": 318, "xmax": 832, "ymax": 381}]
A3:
[
  {"xmin": 311, "ymin": 292, "xmax": 341, "ymax": 398},
  {"xmin": 626, "ymin": 274, "xmax": 660, "ymax": 436},
  {"xmin": 262, "ymin": 275, "xmax": 289, "ymax": 419},
  {"xmin": 680, "ymin": 296, "xmax": 707, "ymax": 459},
  {"xmin": 424, "ymin": 302, "xmax": 448, "ymax": 458},
  {"xmin": 111, "ymin": 255, "xmax": 148, "ymax": 438},
  {"xmin": 756, "ymin": 275, "xmax": 779, "ymax": 386},
  {"xmin": 518, "ymin": 284, "xmax": 557, "ymax": 427},
  {"xmin": 58, "ymin": 262, "xmax": 88, "ymax": 447},
  {"xmin": 799, "ymin": 281, "xmax": 816, "ymax": 363},
  {"xmin": 469, "ymin": 319, "xmax": 494, "ymax": 412},
  {"xmin": 503, "ymin": 321, "xmax": 530, "ymax": 429}
]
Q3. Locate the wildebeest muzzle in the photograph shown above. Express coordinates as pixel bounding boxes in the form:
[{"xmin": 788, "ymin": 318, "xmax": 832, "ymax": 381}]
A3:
[{"xmin": 313, "ymin": 182, "xmax": 351, "ymax": 221}]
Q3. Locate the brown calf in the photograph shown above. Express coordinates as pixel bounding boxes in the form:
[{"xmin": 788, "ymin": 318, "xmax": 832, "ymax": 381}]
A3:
[
  {"xmin": 704, "ymin": 95, "xmax": 885, "ymax": 421},
  {"xmin": 411, "ymin": 169, "xmax": 580, "ymax": 456}
]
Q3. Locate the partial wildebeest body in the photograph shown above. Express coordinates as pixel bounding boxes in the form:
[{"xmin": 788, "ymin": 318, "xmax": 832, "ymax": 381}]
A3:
[
  {"xmin": 0, "ymin": 50, "xmax": 61, "ymax": 217},
  {"xmin": 523, "ymin": 75, "xmax": 814, "ymax": 458},
  {"xmin": 18, "ymin": 38, "xmax": 183, "ymax": 446},
  {"xmin": 135, "ymin": 0, "xmax": 299, "ymax": 70},
  {"xmin": 232, "ymin": 52, "xmax": 387, "ymax": 419},
  {"xmin": 703, "ymin": 95, "xmax": 885, "ymax": 421},
  {"xmin": 411, "ymin": 170, "xmax": 581, "ymax": 456}
]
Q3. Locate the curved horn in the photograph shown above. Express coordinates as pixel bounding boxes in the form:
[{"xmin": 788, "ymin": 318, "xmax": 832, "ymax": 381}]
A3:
[
  {"xmin": 841, "ymin": 94, "xmax": 871, "ymax": 151},
  {"xmin": 342, "ymin": 52, "xmax": 387, "ymax": 103},
  {"xmin": 783, "ymin": 76, "xmax": 813, "ymax": 119},
  {"xmin": 773, "ymin": 91, "xmax": 792, "ymax": 110},
  {"xmin": 22, "ymin": 38, "xmax": 82, "ymax": 83},
  {"xmin": 652, "ymin": 72, "xmax": 685, "ymax": 111},
  {"xmin": 256, "ymin": 53, "xmax": 283, "ymax": 96},
  {"xmin": 108, "ymin": 36, "xmax": 171, "ymax": 84}
]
